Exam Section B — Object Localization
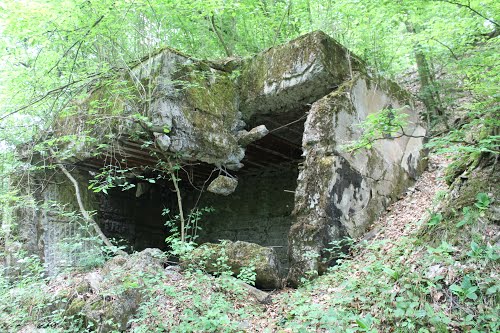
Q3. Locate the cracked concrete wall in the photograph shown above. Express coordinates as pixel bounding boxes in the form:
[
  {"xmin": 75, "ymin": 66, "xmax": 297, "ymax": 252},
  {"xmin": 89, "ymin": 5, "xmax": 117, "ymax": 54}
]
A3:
[
  {"xmin": 287, "ymin": 74, "xmax": 427, "ymax": 286},
  {"xmin": 13, "ymin": 31, "xmax": 427, "ymax": 285}
]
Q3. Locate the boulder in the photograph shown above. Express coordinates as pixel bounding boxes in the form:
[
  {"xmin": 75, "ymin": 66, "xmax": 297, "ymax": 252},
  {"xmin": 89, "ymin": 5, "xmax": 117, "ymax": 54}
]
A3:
[
  {"xmin": 207, "ymin": 175, "xmax": 239, "ymax": 195},
  {"xmin": 187, "ymin": 241, "xmax": 282, "ymax": 289},
  {"xmin": 288, "ymin": 74, "xmax": 427, "ymax": 286},
  {"xmin": 59, "ymin": 249, "xmax": 167, "ymax": 332},
  {"xmin": 239, "ymin": 31, "xmax": 363, "ymax": 119}
]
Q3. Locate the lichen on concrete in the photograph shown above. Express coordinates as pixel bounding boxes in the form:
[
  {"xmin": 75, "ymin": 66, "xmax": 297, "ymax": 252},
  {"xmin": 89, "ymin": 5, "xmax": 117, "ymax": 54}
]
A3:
[
  {"xmin": 288, "ymin": 73, "xmax": 427, "ymax": 286},
  {"xmin": 238, "ymin": 31, "xmax": 363, "ymax": 121},
  {"xmin": 15, "ymin": 31, "xmax": 429, "ymax": 288}
]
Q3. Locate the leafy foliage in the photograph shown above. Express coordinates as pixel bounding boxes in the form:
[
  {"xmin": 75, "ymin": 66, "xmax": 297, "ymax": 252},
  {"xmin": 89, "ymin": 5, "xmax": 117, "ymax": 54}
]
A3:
[{"xmin": 1, "ymin": 0, "xmax": 499, "ymax": 332}]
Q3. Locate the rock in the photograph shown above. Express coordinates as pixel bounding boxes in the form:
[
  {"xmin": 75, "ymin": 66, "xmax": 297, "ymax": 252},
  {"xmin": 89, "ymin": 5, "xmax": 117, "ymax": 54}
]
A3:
[
  {"xmin": 207, "ymin": 175, "xmax": 239, "ymax": 195},
  {"xmin": 165, "ymin": 265, "xmax": 183, "ymax": 281},
  {"xmin": 187, "ymin": 241, "xmax": 282, "ymax": 289},
  {"xmin": 86, "ymin": 271, "xmax": 103, "ymax": 294},
  {"xmin": 237, "ymin": 125, "xmax": 269, "ymax": 146},
  {"xmin": 219, "ymin": 276, "xmax": 272, "ymax": 304},
  {"xmin": 154, "ymin": 133, "xmax": 171, "ymax": 151},
  {"xmin": 239, "ymin": 30, "xmax": 362, "ymax": 119},
  {"xmin": 165, "ymin": 264, "xmax": 181, "ymax": 272},
  {"xmin": 287, "ymin": 74, "xmax": 427, "ymax": 286},
  {"xmin": 426, "ymin": 264, "xmax": 446, "ymax": 280},
  {"xmin": 61, "ymin": 249, "xmax": 167, "ymax": 333}
]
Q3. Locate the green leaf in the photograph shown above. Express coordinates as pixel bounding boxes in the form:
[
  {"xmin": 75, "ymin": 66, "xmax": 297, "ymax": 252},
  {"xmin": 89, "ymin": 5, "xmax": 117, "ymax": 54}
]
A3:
[
  {"xmin": 356, "ymin": 318, "xmax": 369, "ymax": 329},
  {"xmin": 475, "ymin": 192, "xmax": 491, "ymax": 209},
  {"xmin": 466, "ymin": 292, "xmax": 477, "ymax": 300},
  {"xmin": 486, "ymin": 285, "xmax": 498, "ymax": 295}
]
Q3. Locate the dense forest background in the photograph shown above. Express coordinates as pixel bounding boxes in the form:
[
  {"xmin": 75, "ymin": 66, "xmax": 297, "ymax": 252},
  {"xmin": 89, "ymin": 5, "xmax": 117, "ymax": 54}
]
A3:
[
  {"xmin": 0, "ymin": 0, "xmax": 498, "ymax": 332},
  {"xmin": 0, "ymin": 0, "xmax": 498, "ymax": 172}
]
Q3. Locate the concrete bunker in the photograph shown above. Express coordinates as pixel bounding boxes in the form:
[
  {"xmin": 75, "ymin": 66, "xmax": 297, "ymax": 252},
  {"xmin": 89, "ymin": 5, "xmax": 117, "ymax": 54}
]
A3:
[
  {"xmin": 77, "ymin": 109, "xmax": 307, "ymax": 274},
  {"xmin": 10, "ymin": 31, "xmax": 427, "ymax": 286}
]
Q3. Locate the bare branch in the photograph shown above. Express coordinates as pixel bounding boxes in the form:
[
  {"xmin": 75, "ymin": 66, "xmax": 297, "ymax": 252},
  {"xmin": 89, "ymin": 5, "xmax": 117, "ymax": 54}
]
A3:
[
  {"xmin": 49, "ymin": 148, "xmax": 125, "ymax": 255},
  {"xmin": 47, "ymin": 15, "xmax": 105, "ymax": 75},
  {"xmin": 0, "ymin": 73, "xmax": 99, "ymax": 122},
  {"xmin": 210, "ymin": 15, "xmax": 233, "ymax": 57},
  {"xmin": 430, "ymin": 37, "xmax": 459, "ymax": 60},
  {"xmin": 437, "ymin": 0, "xmax": 499, "ymax": 28}
]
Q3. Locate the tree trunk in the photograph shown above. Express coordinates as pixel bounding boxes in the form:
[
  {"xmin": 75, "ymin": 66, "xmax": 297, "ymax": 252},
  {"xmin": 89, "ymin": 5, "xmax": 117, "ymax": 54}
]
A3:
[{"xmin": 405, "ymin": 21, "xmax": 446, "ymax": 126}]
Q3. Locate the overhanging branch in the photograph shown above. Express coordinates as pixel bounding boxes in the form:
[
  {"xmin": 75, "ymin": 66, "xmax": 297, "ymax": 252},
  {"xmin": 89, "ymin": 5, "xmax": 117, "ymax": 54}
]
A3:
[{"xmin": 49, "ymin": 148, "xmax": 125, "ymax": 255}]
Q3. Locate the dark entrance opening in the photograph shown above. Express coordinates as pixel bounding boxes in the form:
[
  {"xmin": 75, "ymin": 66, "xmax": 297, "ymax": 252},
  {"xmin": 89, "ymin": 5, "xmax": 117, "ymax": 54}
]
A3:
[{"xmin": 87, "ymin": 108, "xmax": 306, "ymax": 272}]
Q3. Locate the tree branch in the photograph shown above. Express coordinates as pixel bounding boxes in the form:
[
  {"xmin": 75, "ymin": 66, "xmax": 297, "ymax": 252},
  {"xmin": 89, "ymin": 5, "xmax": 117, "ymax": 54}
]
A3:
[
  {"xmin": 437, "ymin": 0, "xmax": 499, "ymax": 28},
  {"xmin": 47, "ymin": 15, "xmax": 105, "ymax": 75},
  {"xmin": 430, "ymin": 37, "xmax": 459, "ymax": 60},
  {"xmin": 167, "ymin": 159, "xmax": 186, "ymax": 243},
  {"xmin": 49, "ymin": 148, "xmax": 125, "ymax": 255},
  {"xmin": 210, "ymin": 15, "xmax": 232, "ymax": 57},
  {"xmin": 0, "ymin": 72, "xmax": 103, "ymax": 122}
]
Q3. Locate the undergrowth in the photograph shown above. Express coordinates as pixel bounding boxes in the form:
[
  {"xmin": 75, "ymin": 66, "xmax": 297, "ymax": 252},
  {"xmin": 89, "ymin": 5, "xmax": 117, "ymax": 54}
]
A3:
[
  {"xmin": 278, "ymin": 180, "xmax": 499, "ymax": 333},
  {"xmin": 0, "ymin": 162, "xmax": 497, "ymax": 332}
]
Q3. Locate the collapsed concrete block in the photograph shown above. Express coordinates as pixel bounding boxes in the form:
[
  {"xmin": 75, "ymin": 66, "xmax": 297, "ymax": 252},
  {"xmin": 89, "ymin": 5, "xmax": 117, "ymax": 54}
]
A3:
[
  {"xmin": 207, "ymin": 175, "xmax": 239, "ymax": 196},
  {"xmin": 239, "ymin": 31, "xmax": 362, "ymax": 119},
  {"xmin": 186, "ymin": 241, "xmax": 282, "ymax": 289},
  {"xmin": 237, "ymin": 125, "xmax": 269, "ymax": 146},
  {"xmin": 287, "ymin": 74, "xmax": 426, "ymax": 286}
]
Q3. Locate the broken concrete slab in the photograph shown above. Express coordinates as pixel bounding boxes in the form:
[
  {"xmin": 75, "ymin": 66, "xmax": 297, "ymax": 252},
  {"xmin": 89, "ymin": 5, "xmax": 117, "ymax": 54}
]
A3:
[
  {"xmin": 237, "ymin": 125, "xmax": 269, "ymax": 146},
  {"xmin": 238, "ymin": 31, "xmax": 363, "ymax": 120},
  {"xmin": 186, "ymin": 240, "xmax": 282, "ymax": 289},
  {"xmin": 129, "ymin": 51, "xmax": 245, "ymax": 169},
  {"xmin": 287, "ymin": 74, "xmax": 427, "ymax": 286},
  {"xmin": 207, "ymin": 175, "xmax": 239, "ymax": 195}
]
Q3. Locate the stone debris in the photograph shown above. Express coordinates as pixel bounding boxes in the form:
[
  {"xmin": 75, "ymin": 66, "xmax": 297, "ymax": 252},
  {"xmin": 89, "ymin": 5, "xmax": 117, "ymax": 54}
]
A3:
[
  {"xmin": 207, "ymin": 175, "xmax": 239, "ymax": 195},
  {"xmin": 237, "ymin": 125, "xmax": 269, "ymax": 146},
  {"xmin": 186, "ymin": 240, "xmax": 282, "ymax": 289}
]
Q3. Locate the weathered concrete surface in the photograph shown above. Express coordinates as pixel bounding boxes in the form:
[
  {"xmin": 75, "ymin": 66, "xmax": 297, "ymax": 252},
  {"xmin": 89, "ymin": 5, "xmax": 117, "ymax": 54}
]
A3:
[
  {"xmin": 10, "ymin": 31, "xmax": 428, "ymax": 287},
  {"xmin": 287, "ymin": 74, "xmax": 427, "ymax": 286},
  {"xmin": 129, "ymin": 51, "xmax": 245, "ymax": 170},
  {"xmin": 187, "ymin": 240, "xmax": 282, "ymax": 289},
  {"xmin": 5, "ymin": 171, "xmax": 101, "ymax": 278},
  {"xmin": 239, "ymin": 31, "xmax": 362, "ymax": 119}
]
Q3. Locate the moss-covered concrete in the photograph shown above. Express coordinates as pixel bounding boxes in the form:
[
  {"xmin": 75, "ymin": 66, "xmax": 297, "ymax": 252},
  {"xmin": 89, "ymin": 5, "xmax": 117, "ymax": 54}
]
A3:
[
  {"xmin": 187, "ymin": 240, "xmax": 282, "ymax": 289},
  {"xmin": 288, "ymin": 73, "xmax": 427, "ymax": 286},
  {"xmin": 238, "ymin": 31, "xmax": 363, "ymax": 120}
]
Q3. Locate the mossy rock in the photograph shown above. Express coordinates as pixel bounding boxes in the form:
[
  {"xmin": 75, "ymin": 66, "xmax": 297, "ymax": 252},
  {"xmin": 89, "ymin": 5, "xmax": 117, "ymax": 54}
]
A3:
[
  {"xmin": 65, "ymin": 298, "xmax": 86, "ymax": 316},
  {"xmin": 187, "ymin": 240, "xmax": 282, "ymax": 289}
]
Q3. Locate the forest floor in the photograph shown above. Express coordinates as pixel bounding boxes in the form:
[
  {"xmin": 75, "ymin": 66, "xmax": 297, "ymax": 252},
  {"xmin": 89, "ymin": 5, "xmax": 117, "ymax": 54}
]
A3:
[
  {"xmin": 7, "ymin": 153, "xmax": 498, "ymax": 332},
  {"xmin": 244, "ymin": 154, "xmax": 451, "ymax": 331}
]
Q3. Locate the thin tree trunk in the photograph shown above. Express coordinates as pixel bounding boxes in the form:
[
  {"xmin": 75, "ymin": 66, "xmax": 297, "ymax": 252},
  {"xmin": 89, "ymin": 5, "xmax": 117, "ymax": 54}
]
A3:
[
  {"xmin": 210, "ymin": 15, "xmax": 233, "ymax": 57},
  {"xmin": 167, "ymin": 159, "xmax": 186, "ymax": 243},
  {"xmin": 50, "ymin": 149, "xmax": 125, "ymax": 254},
  {"xmin": 405, "ymin": 21, "xmax": 446, "ymax": 126}
]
